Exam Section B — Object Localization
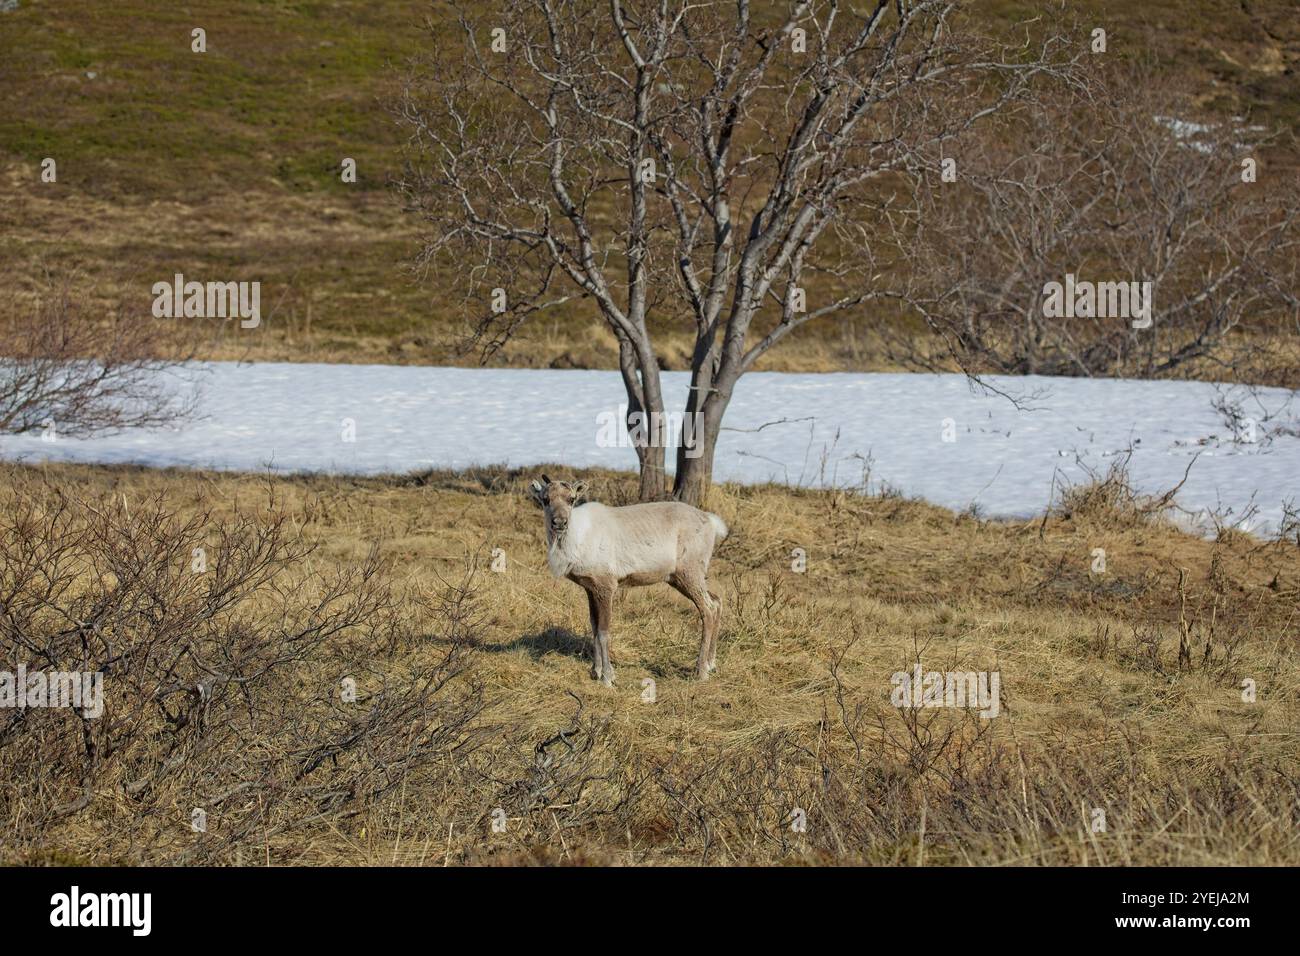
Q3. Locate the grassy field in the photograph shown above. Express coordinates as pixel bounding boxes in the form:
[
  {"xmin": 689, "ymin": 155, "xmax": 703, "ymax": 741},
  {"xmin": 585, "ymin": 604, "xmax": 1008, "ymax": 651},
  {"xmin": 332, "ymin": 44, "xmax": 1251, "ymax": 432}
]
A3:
[
  {"xmin": 3, "ymin": 1, "xmax": 1298, "ymax": 867},
  {"xmin": 2, "ymin": 0, "xmax": 1297, "ymax": 370},
  {"xmin": 4, "ymin": 461, "xmax": 1298, "ymax": 865}
]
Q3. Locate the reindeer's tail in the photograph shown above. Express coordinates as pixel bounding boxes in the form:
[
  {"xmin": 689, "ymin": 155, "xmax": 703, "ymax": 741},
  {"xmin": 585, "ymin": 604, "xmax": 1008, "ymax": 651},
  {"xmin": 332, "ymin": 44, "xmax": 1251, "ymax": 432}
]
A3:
[{"xmin": 707, "ymin": 512, "xmax": 729, "ymax": 541}]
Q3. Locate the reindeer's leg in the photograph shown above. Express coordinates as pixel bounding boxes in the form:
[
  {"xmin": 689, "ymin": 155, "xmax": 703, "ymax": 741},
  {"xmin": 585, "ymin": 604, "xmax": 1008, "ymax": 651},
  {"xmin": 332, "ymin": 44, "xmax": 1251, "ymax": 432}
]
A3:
[
  {"xmin": 705, "ymin": 588, "xmax": 722, "ymax": 672},
  {"xmin": 584, "ymin": 586, "xmax": 601, "ymax": 681},
  {"xmin": 670, "ymin": 572, "xmax": 716, "ymax": 681},
  {"xmin": 592, "ymin": 576, "xmax": 617, "ymax": 687}
]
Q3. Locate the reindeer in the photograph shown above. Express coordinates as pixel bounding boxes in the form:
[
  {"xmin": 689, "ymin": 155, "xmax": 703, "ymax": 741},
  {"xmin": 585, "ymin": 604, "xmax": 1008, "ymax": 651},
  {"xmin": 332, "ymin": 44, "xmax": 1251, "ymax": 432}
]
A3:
[{"xmin": 529, "ymin": 475, "xmax": 728, "ymax": 686}]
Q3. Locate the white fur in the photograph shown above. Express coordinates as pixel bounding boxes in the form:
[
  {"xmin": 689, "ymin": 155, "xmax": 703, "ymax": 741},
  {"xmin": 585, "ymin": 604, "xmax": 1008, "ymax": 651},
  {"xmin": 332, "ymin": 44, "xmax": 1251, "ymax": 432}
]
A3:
[{"xmin": 546, "ymin": 501, "xmax": 725, "ymax": 581}]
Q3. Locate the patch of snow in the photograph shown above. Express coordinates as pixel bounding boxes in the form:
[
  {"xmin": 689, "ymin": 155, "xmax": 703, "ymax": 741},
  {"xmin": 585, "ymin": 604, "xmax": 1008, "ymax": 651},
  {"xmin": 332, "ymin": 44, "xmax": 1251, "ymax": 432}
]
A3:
[
  {"xmin": 2, "ymin": 363, "xmax": 1296, "ymax": 535},
  {"xmin": 1154, "ymin": 114, "xmax": 1214, "ymax": 139}
]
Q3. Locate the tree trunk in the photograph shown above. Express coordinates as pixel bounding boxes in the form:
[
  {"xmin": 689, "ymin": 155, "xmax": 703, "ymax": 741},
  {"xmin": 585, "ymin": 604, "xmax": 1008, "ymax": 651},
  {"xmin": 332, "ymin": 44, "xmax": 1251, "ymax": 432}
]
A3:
[
  {"xmin": 613, "ymin": 330, "xmax": 668, "ymax": 501},
  {"xmin": 630, "ymin": 354, "xmax": 667, "ymax": 501},
  {"xmin": 672, "ymin": 435, "xmax": 715, "ymax": 507},
  {"xmin": 635, "ymin": 434, "xmax": 666, "ymax": 500},
  {"xmin": 672, "ymin": 389, "xmax": 728, "ymax": 507}
]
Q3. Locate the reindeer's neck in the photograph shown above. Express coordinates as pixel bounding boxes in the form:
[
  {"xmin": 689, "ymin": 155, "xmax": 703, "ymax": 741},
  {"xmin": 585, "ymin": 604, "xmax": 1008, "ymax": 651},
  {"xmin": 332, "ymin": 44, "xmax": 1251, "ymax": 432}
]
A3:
[
  {"xmin": 546, "ymin": 522, "xmax": 565, "ymax": 549},
  {"xmin": 545, "ymin": 508, "xmax": 584, "ymax": 577}
]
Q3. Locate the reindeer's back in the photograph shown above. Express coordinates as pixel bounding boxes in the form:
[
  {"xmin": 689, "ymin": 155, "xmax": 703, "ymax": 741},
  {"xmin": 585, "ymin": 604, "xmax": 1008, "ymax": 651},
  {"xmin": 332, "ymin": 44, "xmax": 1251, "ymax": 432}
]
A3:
[{"xmin": 569, "ymin": 501, "xmax": 719, "ymax": 580}]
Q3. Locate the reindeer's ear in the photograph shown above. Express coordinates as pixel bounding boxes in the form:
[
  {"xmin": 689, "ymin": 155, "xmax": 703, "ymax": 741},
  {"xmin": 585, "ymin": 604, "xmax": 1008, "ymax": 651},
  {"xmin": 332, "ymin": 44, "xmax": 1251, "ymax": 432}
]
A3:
[
  {"xmin": 541, "ymin": 473, "xmax": 553, "ymax": 485},
  {"xmin": 571, "ymin": 480, "xmax": 588, "ymax": 501}
]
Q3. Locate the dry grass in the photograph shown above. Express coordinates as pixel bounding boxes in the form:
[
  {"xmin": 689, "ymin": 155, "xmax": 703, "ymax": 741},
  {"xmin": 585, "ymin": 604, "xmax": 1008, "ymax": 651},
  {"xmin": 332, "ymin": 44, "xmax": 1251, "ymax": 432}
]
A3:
[{"xmin": 2, "ymin": 461, "xmax": 1297, "ymax": 866}]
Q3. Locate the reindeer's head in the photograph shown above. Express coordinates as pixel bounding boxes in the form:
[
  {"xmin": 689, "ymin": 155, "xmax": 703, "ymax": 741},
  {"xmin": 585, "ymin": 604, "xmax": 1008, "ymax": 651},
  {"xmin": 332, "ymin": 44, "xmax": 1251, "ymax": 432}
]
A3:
[{"xmin": 529, "ymin": 474, "xmax": 588, "ymax": 541}]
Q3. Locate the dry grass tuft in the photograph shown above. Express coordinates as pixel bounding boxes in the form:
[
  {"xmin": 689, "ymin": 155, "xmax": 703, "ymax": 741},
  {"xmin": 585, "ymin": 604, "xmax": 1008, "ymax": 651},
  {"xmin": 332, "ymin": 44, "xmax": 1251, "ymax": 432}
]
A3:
[{"xmin": 1049, "ymin": 450, "xmax": 1189, "ymax": 532}]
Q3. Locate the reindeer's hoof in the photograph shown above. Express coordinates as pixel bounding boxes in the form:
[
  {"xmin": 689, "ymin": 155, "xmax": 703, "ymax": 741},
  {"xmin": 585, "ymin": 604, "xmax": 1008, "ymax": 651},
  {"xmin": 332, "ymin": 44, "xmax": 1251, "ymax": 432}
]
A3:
[
  {"xmin": 695, "ymin": 665, "xmax": 712, "ymax": 681},
  {"xmin": 600, "ymin": 666, "xmax": 616, "ymax": 688}
]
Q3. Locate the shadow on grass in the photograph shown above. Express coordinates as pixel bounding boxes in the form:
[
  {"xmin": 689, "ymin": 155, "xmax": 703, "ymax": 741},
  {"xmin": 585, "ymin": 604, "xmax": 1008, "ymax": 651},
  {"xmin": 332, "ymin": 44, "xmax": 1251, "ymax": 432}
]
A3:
[{"xmin": 483, "ymin": 625, "xmax": 590, "ymax": 662}]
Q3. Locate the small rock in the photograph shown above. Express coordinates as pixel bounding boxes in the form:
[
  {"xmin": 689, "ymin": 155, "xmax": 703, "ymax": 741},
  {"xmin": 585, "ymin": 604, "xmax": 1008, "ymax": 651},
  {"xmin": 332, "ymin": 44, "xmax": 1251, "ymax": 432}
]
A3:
[
  {"xmin": 85, "ymin": 71, "xmax": 97, "ymax": 79},
  {"xmin": 0, "ymin": 0, "xmax": 20, "ymax": 12}
]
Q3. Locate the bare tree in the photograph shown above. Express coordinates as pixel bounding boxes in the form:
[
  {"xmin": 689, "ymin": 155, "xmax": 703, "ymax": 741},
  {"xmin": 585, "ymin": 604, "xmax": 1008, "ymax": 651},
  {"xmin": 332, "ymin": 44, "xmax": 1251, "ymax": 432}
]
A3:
[
  {"xmin": 396, "ymin": 0, "xmax": 1076, "ymax": 504},
  {"xmin": 0, "ymin": 276, "xmax": 191, "ymax": 437},
  {"xmin": 884, "ymin": 64, "xmax": 1300, "ymax": 383}
]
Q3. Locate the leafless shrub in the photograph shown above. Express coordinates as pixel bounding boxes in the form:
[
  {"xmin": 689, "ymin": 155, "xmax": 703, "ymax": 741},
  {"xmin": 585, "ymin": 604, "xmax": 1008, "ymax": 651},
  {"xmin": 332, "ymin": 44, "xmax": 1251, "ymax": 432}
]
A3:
[
  {"xmin": 886, "ymin": 63, "xmax": 1300, "ymax": 385},
  {"xmin": 651, "ymin": 729, "xmax": 813, "ymax": 862},
  {"xmin": 465, "ymin": 694, "xmax": 652, "ymax": 861},
  {"xmin": 0, "ymin": 275, "xmax": 191, "ymax": 437},
  {"xmin": 1209, "ymin": 384, "xmax": 1300, "ymax": 448},
  {"xmin": 1276, "ymin": 501, "xmax": 1300, "ymax": 549},
  {"xmin": 0, "ymin": 468, "xmax": 488, "ymax": 864}
]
